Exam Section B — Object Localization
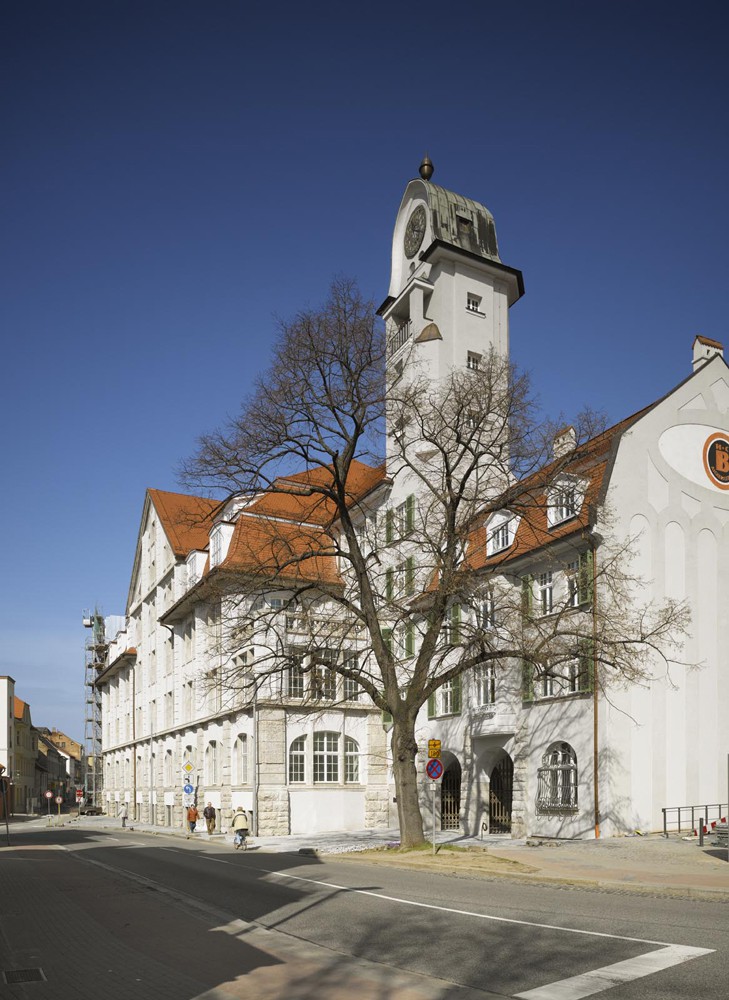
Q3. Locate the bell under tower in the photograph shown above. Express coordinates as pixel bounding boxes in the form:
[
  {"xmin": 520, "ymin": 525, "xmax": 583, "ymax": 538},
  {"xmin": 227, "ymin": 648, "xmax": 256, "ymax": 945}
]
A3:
[{"xmin": 378, "ymin": 158, "xmax": 524, "ymax": 386}]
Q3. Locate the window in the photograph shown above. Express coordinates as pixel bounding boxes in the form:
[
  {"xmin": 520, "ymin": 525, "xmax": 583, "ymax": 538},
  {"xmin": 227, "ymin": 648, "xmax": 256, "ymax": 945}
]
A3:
[
  {"xmin": 204, "ymin": 741, "xmax": 219, "ymax": 785},
  {"xmin": 567, "ymin": 552, "xmax": 593, "ymax": 607},
  {"xmin": 537, "ymin": 742, "xmax": 578, "ymax": 812},
  {"xmin": 487, "ymin": 511, "xmax": 518, "ymax": 556},
  {"xmin": 395, "ymin": 494, "xmax": 416, "ymax": 538},
  {"xmin": 344, "ymin": 736, "xmax": 360, "ymax": 783},
  {"xmin": 538, "ymin": 572, "xmax": 553, "ymax": 616},
  {"xmin": 529, "ymin": 646, "xmax": 592, "ymax": 700},
  {"xmin": 403, "ymin": 622, "xmax": 416, "ymax": 659},
  {"xmin": 343, "ymin": 654, "xmax": 360, "ymax": 700},
  {"xmin": 466, "ymin": 294, "xmax": 482, "ymax": 314},
  {"xmin": 289, "ymin": 736, "xmax": 306, "ymax": 783},
  {"xmin": 210, "ymin": 527, "xmax": 222, "ymax": 567},
  {"xmin": 478, "ymin": 591, "xmax": 495, "ymax": 629},
  {"xmin": 233, "ymin": 734, "xmax": 248, "ymax": 785},
  {"xmin": 163, "ymin": 750, "xmax": 173, "ymax": 786},
  {"xmin": 311, "ymin": 652, "xmax": 336, "ymax": 700},
  {"xmin": 474, "ymin": 663, "xmax": 496, "ymax": 706},
  {"xmin": 548, "ymin": 477, "xmax": 583, "ymax": 527},
  {"xmin": 467, "ymin": 351, "xmax": 481, "ymax": 371},
  {"xmin": 428, "ymin": 675, "xmax": 462, "ymax": 717},
  {"xmin": 442, "ymin": 604, "xmax": 461, "ymax": 644},
  {"xmin": 183, "ymin": 680, "xmax": 194, "ymax": 720},
  {"xmin": 313, "ymin": 731, "xmax": 339, "ymax": 783},
  {"xmin": 287, "ymin": 654, "xmax": 305, "ymax": 698}
]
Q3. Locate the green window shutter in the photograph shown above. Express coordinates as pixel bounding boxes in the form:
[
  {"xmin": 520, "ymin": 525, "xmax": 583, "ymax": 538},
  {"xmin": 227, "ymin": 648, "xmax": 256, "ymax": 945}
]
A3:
[
  {"xmin": 452, "ymin": 674, "xmax": 462, "ymax": 715},
  {"xmin": 405, "ymin": 494, "xmax": 415, "ymax": 534},
  {"xmin": 404, "ymin": 622, "xmax": 415, "ymax": 658},
  {"xmin": 385, "ymin": 509, "xmax": 394, "ymax": 544},
  {"xmin": 579, "ymin": 639, "xmax": 594, "ymax": 692},
  {"xmin": 382, "ymin": 627, "xmax": 392, "ymax": 655},
  {"xmin": 450, "ymin": 604, "xmax": 461, "ymax": 644},
  {"xmin": 521, "ymin": 576, "xmax": 533, "ymax": 616},
  {"xmin": 386, "ymin": 568, "xmax": 394, "ymax": 601},
  {"xmin": 405, "ymin": 556, "xmax": 415, "ymax": 596},
  {"xmin": 578, "ymin": 551, "xmax": 593, "ymax": 605},
  {"xmin": 381, "ymin": 709, "xmax": 393, "ymax": 730},
  {"xmin": 521, "ymin": 660, "xmax": 534, "ymax": 701},
  {"xmin": 427, "ymin": 693, "xmax": 436, "ymax": 718}
]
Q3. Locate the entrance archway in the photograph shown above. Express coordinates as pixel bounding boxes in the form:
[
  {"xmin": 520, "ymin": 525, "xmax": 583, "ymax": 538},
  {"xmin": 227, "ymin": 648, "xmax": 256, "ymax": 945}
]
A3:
[
  {"xmin": 489, "ymin": 754, "xmax": 513, "ymax": 834},
  {"xmin": 441, "ymin": 757, "xmax": 461, "ymax": 830}
]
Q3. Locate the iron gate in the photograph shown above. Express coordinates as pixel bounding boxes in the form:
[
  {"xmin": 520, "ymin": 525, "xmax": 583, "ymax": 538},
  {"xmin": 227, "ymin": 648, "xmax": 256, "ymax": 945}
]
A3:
[
  {"xmin": 441, "ymin": 759, "xmax": 461, "ymax": 830},
  {"xmin": 489, "ymin": 755, "xmax": 513, "ymax": 834}
]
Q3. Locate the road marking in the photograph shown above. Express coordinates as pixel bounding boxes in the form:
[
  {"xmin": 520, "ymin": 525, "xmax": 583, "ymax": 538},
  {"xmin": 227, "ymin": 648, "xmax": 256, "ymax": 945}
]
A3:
[
  {"xmin": 266, "ymin": 869, "xmax": 683, "ymax": 947},
  {"xmin": 514, "ymin": 944, "xmax": 713, "ymax": 999},
  {"xmin": 267, "ymin": 870, "xmax": 713, "ymax": 997},
  {"xmin": 157, "ymin": 846, "xmax": 232, "ymax": 865}
]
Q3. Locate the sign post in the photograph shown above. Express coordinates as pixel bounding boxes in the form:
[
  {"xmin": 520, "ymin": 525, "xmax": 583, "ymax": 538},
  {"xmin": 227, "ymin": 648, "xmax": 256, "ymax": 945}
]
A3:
[
  {"xmin": 426, "ymin": 757, "xmax": 444, "ymax": 856},
  {"xmin": 44, "ymin": 789, "xmax": 53, "ymax": 825},
  {"xmin": 55, "ymin": 795, "xmax": 63, "ymax": 823}
]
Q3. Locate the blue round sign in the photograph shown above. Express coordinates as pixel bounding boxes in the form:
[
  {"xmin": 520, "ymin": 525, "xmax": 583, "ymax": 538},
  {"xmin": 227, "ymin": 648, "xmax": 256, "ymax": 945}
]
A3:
[
  {"xmin": 426, "ymin": 758, "xmax": 443, "ymax": 780},
  {"xmin": 183, "ymin": 784, "xmax": 194, "ymax": 795}
]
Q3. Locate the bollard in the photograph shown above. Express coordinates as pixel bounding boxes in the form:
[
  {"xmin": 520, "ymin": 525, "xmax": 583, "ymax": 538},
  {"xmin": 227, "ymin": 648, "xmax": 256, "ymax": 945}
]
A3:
[{"xmin": 699, "ymin": 820, "xmax": 704, "ymax": 846}]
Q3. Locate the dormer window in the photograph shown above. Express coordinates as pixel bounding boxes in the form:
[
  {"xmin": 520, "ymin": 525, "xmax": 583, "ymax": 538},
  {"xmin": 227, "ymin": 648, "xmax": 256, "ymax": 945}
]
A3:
[
  {"xmin": 210, "ymin": 526, "xmax": 223, "ymax": 568},
  {"xmin": 486, "ymin": 510, "xmax": 519, "ymax": 556},
  {"xmin": 548, "ymin": 477, "xmax": 584, "ymax": 527}
]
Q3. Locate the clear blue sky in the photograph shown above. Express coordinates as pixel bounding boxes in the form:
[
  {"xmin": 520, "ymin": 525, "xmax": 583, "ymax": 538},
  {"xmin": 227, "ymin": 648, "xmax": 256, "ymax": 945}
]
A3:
[{"xmin": 2, "ymin": 1, "xmax": 727, "ymax": 742}]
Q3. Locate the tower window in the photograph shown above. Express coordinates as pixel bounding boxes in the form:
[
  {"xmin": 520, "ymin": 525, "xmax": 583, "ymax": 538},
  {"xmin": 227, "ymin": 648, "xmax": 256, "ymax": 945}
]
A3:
[
  {"xmin": 466, "ymin": 294, "xmax": 482, "ymax": 314},
  {"xmin": 467, "ymin": 351, "xmax": 481, "ymax": 371}
]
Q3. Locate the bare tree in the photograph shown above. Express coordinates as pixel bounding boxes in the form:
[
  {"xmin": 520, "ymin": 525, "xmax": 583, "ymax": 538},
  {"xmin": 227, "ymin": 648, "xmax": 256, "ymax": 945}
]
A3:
[{"xmin": 182, "ymin": 278, "xmax": 690, "ymax": 848}]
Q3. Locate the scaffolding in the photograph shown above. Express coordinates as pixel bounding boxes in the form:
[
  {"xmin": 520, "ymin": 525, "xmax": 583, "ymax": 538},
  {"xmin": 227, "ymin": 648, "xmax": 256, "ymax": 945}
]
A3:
[{"xmin": 83, "ymin": 609, "xmax": 108, "ymax": 806}]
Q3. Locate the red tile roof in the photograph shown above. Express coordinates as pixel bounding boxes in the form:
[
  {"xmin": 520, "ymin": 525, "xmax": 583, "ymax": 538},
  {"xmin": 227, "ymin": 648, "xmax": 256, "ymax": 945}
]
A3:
[{"xmin": 148, "ymin": 489, "xmax": 219, "ymax": 558}]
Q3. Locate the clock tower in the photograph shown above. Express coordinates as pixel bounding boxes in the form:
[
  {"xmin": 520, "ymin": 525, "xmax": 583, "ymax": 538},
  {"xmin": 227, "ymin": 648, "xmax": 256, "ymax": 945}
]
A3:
[{"xmin": 379, "ymin": 157, "xmax": 523, "ymax": 386}]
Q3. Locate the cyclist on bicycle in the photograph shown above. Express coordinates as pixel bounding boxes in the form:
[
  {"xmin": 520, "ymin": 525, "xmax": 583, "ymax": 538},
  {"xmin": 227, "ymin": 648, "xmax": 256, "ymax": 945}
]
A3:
[{"xmin": 232, "ymin": 807, "xmax": 250, "ymax": 849}]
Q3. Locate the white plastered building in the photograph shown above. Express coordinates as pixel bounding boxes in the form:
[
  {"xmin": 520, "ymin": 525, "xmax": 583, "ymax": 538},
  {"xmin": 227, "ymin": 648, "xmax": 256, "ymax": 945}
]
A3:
[{"xmin": 98, "ymin": 164, "xmax": 729, "ymax": 839}]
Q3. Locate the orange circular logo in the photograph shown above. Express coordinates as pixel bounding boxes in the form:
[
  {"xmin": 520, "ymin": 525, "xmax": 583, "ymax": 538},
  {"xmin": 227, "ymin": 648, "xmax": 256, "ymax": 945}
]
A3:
[{"xmin": 703, "ymin": 433, "xmax": 729, "ymax": 489}]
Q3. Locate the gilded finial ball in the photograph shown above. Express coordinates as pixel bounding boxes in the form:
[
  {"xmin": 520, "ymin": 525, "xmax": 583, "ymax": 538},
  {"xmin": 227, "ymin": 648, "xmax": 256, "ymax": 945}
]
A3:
[{"xmin": 419, "ymin": 155, "xmax": 434, "ymax": 181}]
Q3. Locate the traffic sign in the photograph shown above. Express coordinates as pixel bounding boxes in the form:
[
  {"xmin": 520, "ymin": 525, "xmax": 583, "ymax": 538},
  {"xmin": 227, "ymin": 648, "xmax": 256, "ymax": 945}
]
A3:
[
  {"xmin": 55, "ymin": 796, "xmax": 63, "ymax": 805},
  {"xmin": 44, "ymin": 790, "xmax": 53, "ymax": 800},
  {"xmin": 428, "ymin": 739, "xmax": 441, "ymax": 759},
  {"xmin": 426, "ymin": 758, "xmax": 443, "ymax": 780},
  {"xmin": 76, "ymin": 790, "xmax": 83, "ymax": 800},
  {"xmin": 183, "ymin": 761, "xmax": 194, "ymax": 774},
  {"xmin": 183, "ymin": 784, "xmax": 194, "ymax": 795}
]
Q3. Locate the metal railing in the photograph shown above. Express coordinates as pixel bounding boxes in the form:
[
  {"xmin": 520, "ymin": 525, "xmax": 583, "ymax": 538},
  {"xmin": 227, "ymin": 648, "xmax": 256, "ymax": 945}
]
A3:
[
  {"xmin": 387, "ymin": 319, "xmax": 412, "ymax": 357},
  {"xmin": 662, "ymin": 802, "xmax": 727, "ymax": 837}
]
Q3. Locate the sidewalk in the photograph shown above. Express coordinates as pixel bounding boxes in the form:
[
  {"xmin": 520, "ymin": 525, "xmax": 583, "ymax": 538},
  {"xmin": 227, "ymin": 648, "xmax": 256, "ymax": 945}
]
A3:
[{"xmin": 17, "ymin": 813, "xmax": 729, "ymax": 898}]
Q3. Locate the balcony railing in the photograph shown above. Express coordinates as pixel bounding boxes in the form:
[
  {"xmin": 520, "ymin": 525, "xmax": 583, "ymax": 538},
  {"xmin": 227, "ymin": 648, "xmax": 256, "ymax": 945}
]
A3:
[{"xmin": 387, "ymin": 319, "xmax": 412, "ymax": 358}]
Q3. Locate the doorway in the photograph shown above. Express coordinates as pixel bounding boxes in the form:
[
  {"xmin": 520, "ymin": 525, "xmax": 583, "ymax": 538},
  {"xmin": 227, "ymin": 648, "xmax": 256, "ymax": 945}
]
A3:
[
  {"xmin": 441, "ymin": 758, "xmax": 461, "ymax": 830},
  {"xmin": 489, "ymin": 754, "xmax": 513, "ymax": 834}
]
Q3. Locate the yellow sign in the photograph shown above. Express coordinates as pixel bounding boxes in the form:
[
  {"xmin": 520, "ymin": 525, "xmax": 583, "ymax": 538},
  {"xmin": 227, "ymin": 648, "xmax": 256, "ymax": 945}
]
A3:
[
  {"xmin": 183, "ymin": 761, "xmax": 194, "ymax": 774},
  {"xmin": 428, "ymin": 740, "xmax": 441, "ymax": 759}
]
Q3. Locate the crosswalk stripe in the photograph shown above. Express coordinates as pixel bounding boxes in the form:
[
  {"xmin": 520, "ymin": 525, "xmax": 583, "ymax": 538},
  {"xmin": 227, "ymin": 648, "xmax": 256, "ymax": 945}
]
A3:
[{"xmin": 514, "ymin": 944, "xmax": 714, "ymax": 999}]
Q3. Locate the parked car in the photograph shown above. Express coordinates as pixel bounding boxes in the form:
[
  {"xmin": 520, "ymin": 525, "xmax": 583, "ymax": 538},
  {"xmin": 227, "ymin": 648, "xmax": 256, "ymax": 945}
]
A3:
[{"xmin": 79, "ymin": 803, "xmax": 103, "ymax": 816}]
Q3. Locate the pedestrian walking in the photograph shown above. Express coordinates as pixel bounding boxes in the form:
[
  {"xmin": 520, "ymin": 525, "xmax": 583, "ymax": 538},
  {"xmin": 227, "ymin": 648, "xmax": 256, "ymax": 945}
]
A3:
[
  {"xmin": 232, "ymin": 807, "xmax": 250, "ymax": 849},
  {"xmin": 203, "ymin": 802, "xmax": 216, "ymax": 835},
  {"xmin": 186, "ymin": 804, "xmax": 199, "ymax": 836},
  {"xmin": 119, "ymin": 803, "xmax": 128, "ymax": 829}
]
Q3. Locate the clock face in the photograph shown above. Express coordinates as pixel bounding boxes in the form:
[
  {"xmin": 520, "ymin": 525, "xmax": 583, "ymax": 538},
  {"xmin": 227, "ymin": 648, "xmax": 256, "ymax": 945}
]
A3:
[{"xmin": 404, "ymin": 205, "xmax": 426, "ymax": 258}]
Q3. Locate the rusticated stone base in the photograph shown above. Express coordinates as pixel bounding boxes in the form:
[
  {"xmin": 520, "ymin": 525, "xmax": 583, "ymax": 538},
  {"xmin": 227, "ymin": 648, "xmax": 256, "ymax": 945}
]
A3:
[
  {"xmin": 257, "ymin": 787, "xmax": 290, "ymax": 836},
  {"xmin": 364, "ymin": 787, "xmax": 391, "ymax": 829}
]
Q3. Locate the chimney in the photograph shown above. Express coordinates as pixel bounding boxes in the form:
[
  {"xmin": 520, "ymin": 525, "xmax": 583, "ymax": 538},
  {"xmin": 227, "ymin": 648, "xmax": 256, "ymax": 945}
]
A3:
[
  {"xmin": 553, "ymin": 425, "xmax": 576, "ymax": 458},
  {"xmin": 692, "ymin": 335, "xmax": 724, "ymax": 372}
]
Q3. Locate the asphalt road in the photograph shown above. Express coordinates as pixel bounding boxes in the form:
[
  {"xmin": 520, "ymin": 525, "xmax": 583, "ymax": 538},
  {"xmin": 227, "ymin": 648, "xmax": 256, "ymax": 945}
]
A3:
[{"xmin": 1, "ymin": 826, "xmax": 727, "ymax": 1000}]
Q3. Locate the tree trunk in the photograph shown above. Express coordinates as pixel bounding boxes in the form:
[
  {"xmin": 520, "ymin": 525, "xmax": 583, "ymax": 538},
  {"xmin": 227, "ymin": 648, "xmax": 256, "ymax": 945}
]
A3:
[{"xmin": 391, "ymin": 718, "xmax": 425, "ymax": 847}]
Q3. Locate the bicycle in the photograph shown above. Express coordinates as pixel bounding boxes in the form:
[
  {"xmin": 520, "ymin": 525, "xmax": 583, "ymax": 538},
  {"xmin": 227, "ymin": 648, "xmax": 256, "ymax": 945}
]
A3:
[{"xmin": 233, "ymin": 830, "xmax": 248, "ymax": 850}]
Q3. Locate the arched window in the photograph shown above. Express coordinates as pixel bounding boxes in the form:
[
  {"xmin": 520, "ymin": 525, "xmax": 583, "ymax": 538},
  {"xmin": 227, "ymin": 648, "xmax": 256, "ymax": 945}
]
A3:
[
  {"xmin": 344, "ymin": 736, "xmax": 360, "ymax": 783},
  {"xmin": 313, "ymin": 731, "xmax": 339, "ymax": 783},
  {"xmin": 204, "ymin": 741, "xmax": 219, "ymax": 785},
  {"xmin": 289, "ymin": 736, "xmax": 306, "ymax": 783},
  {"xmin": 537, "ymin": 742, "xmax": 578, "ymax": 812},
  {"xmin": 163, "ymin": 749, "xmax": 173, "ymax": 786},
  {"xmin": 233, "ymin": 734, "xmax": 248, "ymax": 785}
]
